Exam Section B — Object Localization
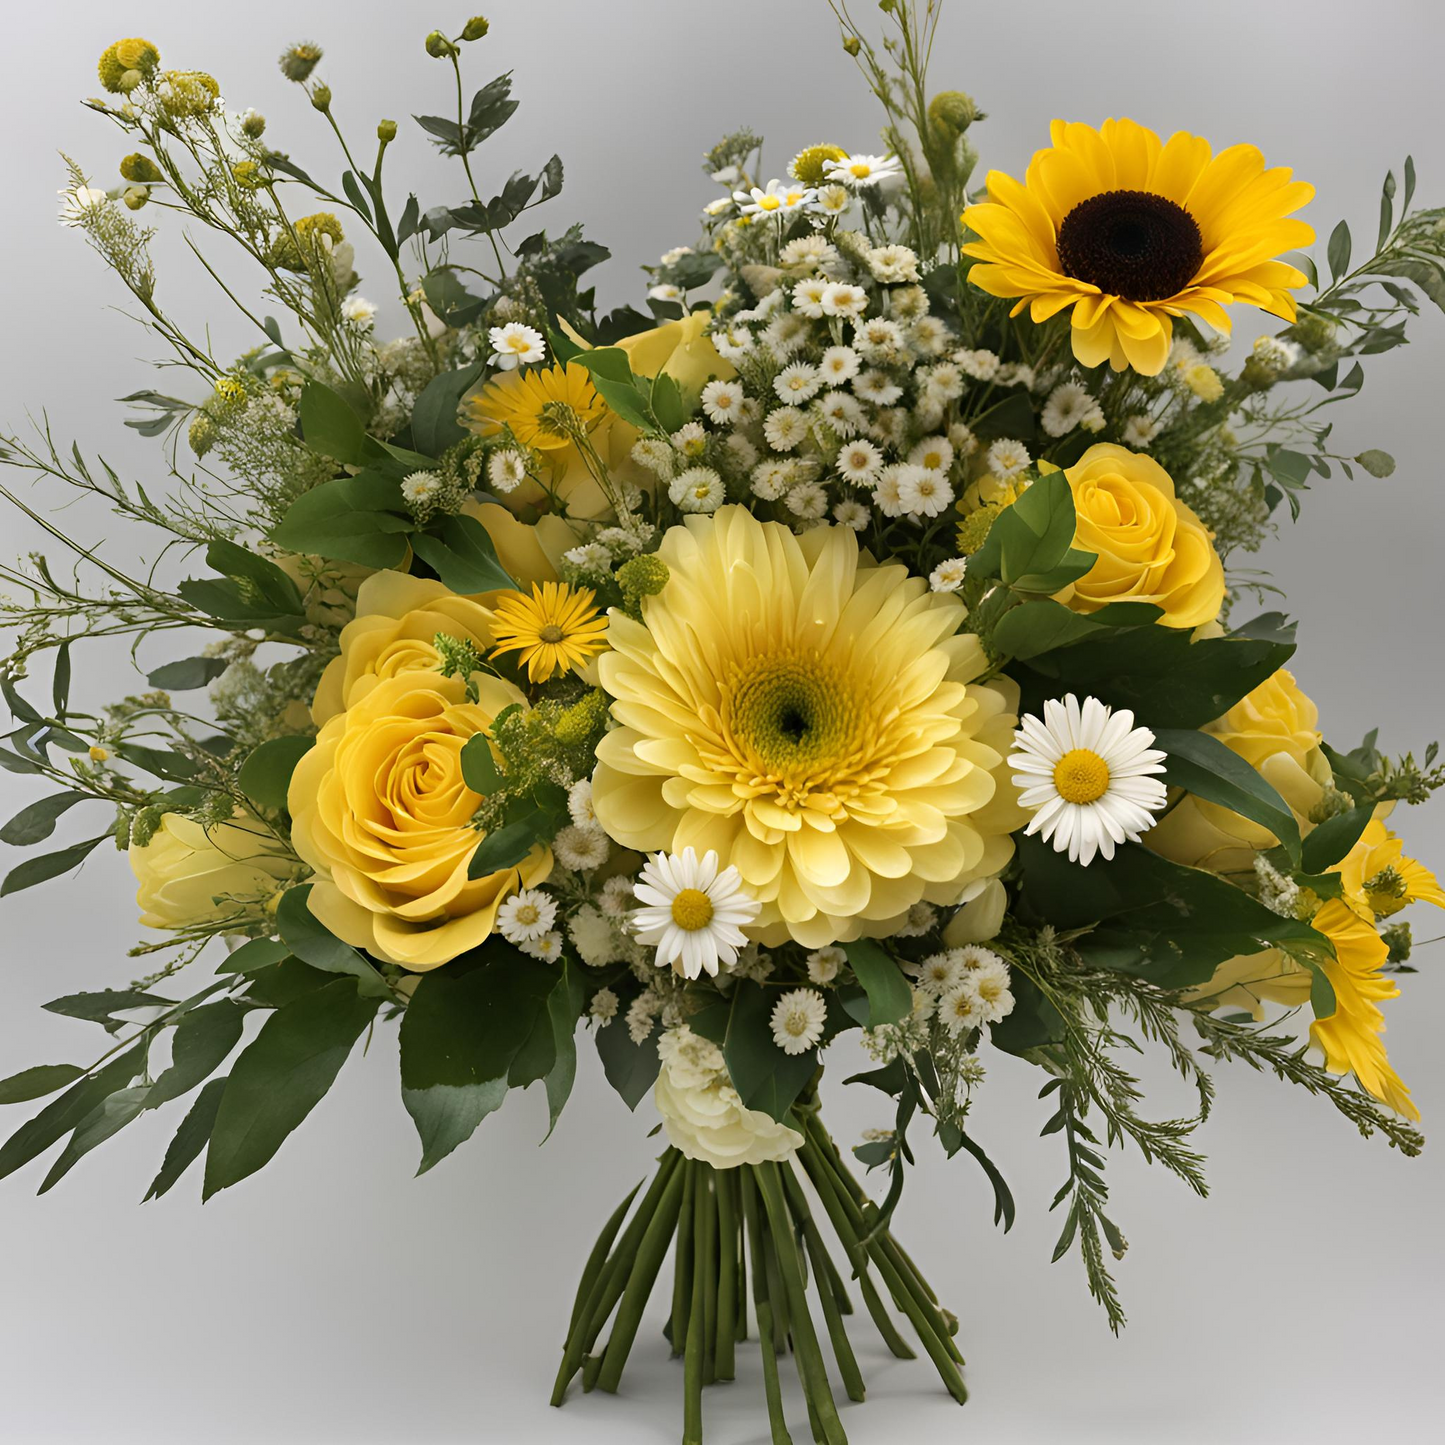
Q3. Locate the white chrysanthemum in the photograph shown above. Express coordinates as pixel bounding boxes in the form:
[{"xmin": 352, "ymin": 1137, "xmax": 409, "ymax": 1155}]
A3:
[
  {"xmin": 487, "ymin": 449, "xmax": 528, "ymax": 493},
  {"xmin": 554, "ymin": 823, "xmax": 610, "ymax": 871},
  {"xmin": 770, "ymin": 988, "xmax": 828, "ymax": 1055},
  {"xmin": 867, "ymin": 243, "xmax": 920, "ymax": 283},
  {"xmin": 922, "ymin": 363, "xmax": 965, "ymax": 404},
  {"xmin": 763, "ymin": 406, "xmax": 810, "ymax": 452},
  {"xmin": 750, "ymin": 460, "xmax": 794, "ymax": 501},
  {"xmin": 401, "ymin": 471, "xmax": 442, "ymax": 506},
  {"xmin": 1121, "ymin": 414, "xmax": 1162, "ymax": 449},
  {"xmin": 970, "ymin": 959, "xmax": 1015, "ymax": 1024},
  {"xmin": 569, "ymin": 903, "xmax": 623, "ymax": 967},
  {"xmin": 816, "ymin": 389, "xmax": 865, "ymax": 437},
  {"xmin": 522, "ymin": 929, "xmax": 563, "ymax": 962},
  {"xmin": 792, "ymin": 277, "xmax": 831, "ymax": 319},
  {"xmin": 657, "ymin": 1025, "xmax": 726, "ymax": 1090},
  {"xmin": 895, "ymin": 900, "xmax": 939, "ymax": 938},
  {"xmin": 910, "ymin": 316, "xmax": 952, "ymax": 356},
  {"xmin": 599, "ymin": 874, "xmax": 637, "ymax": 918},
  {"xmin": 671, "ymin": 421, "xmax": 708, "ymax": 459},
  {"xmin": 786, "ymin": 483, "xmax": 828, "ymax": 522},
  {"xmin": 833, "ymin": 499, "xmax": 871, "ymax": 531},
  {"xmin": 631, "ymin": 847, "xmax": 762, "ymax": 979},
  {"xmin": 699, "ymin": 379, "xmax": 743, "ymax": 427},
  {"xmin": 873, "ymin": 465, "xmax": 907, "ymax": 517},
  {"xmin": 915, "ymin": 951, "xmax": 966, "ymax": 996},
  {"xmin": 890, "ymin": 284, "xmax": 931, "ymax": 321},
  {"xmin": 819, "ymin": 346, "xmax": 861, "ymax": 386},
  {"xmin": 670, "ymin": 466, "xmax": 726, "ymax": 513},
  {"xmin": 341, "ymin": 295, "xmax": 377, "ymax": 328},
  {"xmin": 779, "ymin": 235, "xmax": 839, "ymax": 271},
  {"xmin": 930, "ymin": 557, "xmax": 968, "ymax": 593},
  {"xmin": 630, "ymin": 437, "xmax": 676, "ymax": 478},
  {"xmin": 763, "ymin": 313, "xmax": 811, "ymax": 359},
  {"xmin": 853, "ymin": 370, "xmax": 902, "ymax": 406},
  {"xmin": 821, "ymin": 282, "xmax": 868, "ymax": 319},
  {"xmin": 563, "ymin": 541, "xmax": 612, "ymax": 575},
  {"xmin": 896, "ymin": 465, "xmax": 953, "ymax": 517},
  {"xmin": 497, "ymin": 887, "xmax": 558, "ymax": 944},
  {"xmin": 939, "ymin": 980, "xmax": 986, "ymax": 1038},
  {"xmin": 590, "ymin": 987, "xmax": 619, "ymax": 1024},
  {"xmin": 871, "ymin": 407, "xmax": 909, "ymax": 448},
  {"xmin": 1041, "ymin": 381, "xmax": 1094, "ymax": 437},
  {"xmin": 815, "ymin": 183, "xmax": 851, "ymax": 215},
  {"xmin": 1010, "ymin": 694, "xmax": 1168, "ymax": 866},
  {"xmin": 735, "ymin": 179, "xmax": 816, "ymax": 216},
  {"xmin": 775, "ymin": 362, "xmax": 823, "ymax": 404},
  {"xmin": 854, "ymin": 317, "xmax": 906, "ymax": 361},
  {"xmin": 986, "ymin": 437, "xmax": 1031, "ymax": 479},
  {"xmin": 712, "ymin": 324, "xmax": 754, "ymax": 360},
  {"xmin": 955, "ymin": 348, "xmax": 1001, "ymax": 381},
  {"xmin": 807, "ymin": 945, "xmax": 847, "ymax": 984},
  {"xmin": 724, "ymin": 433, "xmax": 759, "ymax": 471},
  {"xmin": 837, "ymin": 438, "xmax": 883, "ymax": 486},
  {"xmin": 909, "ymin": 436, "xmax": 954, "ymax": 473},
  {"xmin": 825, "ymin": 152, "xmax": 904, "ymax": 188},
  {"xmin": 488, "ymin": 322, "xmax": 546, "ymax": 370}
]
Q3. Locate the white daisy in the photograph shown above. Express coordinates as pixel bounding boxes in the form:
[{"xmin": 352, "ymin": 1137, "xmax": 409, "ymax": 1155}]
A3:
[
  {"xmin": 916, "ymin": 951, "xmax": 966, "ymax": 996},
  {"xmin": 779, "ymin": 235, "xmax": 839, "ymax": 271},
  {"xmin": 785, "ymin": 482, "xmax": 828, "ymax": 521},
  {"xmin": 724, "ymin": 432, "xmax": 759, "ymax": 470},
  {"xmin": 824, "ymin": 152, "xmax": 904, "ymax": 188},
  {"xmin": 735, "ymin": 179, "xmax": 816, "ymax": 216},
  {"xmin": 1041, "ymin": 381, "xmax": 1094, "ymax": 438},
  {"xmin": 921, "ymin": 363, "xmax": 965, "ymax": 403},
  {"xmin": 487, "ymin": 449, "xmax": 528, "ymax": 494},
  {"xmin": 889, "ymin": 285, "xmax": 931, "ymax": 322},
  {"xmin": 712, "ymin": 324, "xmax": 754, "ymax": 360},
  {"xmin": 497, "ymin": 888, "xmax": 558, "ymax": 944},
  {"xmin": 1010, "ymin": 694, "xmax": 1169, "ymax": 866},
  {"xmin": 853, "ymin": 370, "xmax": 903, "ymax": 406},
  {"xmin": 763, "ymin": 406, "xmax": 810, "ymax": 452},
  {"xmin": 792, "ymin": 277, "xmax": 831, "ymax": 319},
  {"xmin": 819, "ymin": 345, "xmax": 861, "ymax": 385},
  {"xmin": 894, "ymin": 901, "xmax": 939, "ymax": 937},
  {"xmin": 970, "ymin": 960, "xmax": 1015, "ymax": 1025},
  {"xmin": 401, "ymin": 471, "xmax": 441, "ymax": 506},
  {"xmin": 867, "ymin": 243, "xmax": 920, "ymax": 283},
  {"xmin": 669, "ymin": 466, "xmax": 726, "ymax": 513},
  {"xmin": 553, "ymin": 823, "xmax": 610, "ymax": 871},
  {"xmin": 563, "ymin": 541, "xmax": 612, "ymax": 575},
  {"xmin": 909, "ymin": 436, "xmax": 954, "ymax": 473},
  {"xmin": 854, "ymin": 317, "xmax": 906, "ymax": 362},
  {"xmin": 1122, "ymin": 414, "xmax": 1162, "ymax": 449},
  {"xmin": 567, "ymin": 778, "xmax": 596, "ymax": 829},
  {"xmin": 896, "ymin": 465, "xmax": 953, "ymax": 517},
  {"xmin": 488, "ymin": 322, "xmax": 546, "ymax": 370},
  {"xmin": 570, "ymin": 905, "xmax": 623, "ymax": 968},
  {"xmin": 341, "ymin": 295, "xmax": 377, "ymax": 328},
  {"xmin": 816, "ymin": 389, "xmax": 865, "ymax": 437},
  {"xmin": 987, "ymin": 437, "xmax": 1031, "ymax": 479},
  {"xmin": 590, "ymin": 987, "xmax": 619, "ymax": 1025},
  {"xmin": 939, "ymin": 980, "xmax": 986, "ymax": 1038},
  {"xmin": 751, "ymin": 460, "xmax": 794, "ymax": 500},
  {"xmin": 648, "ymin": 283, "xmax": 684, "ymax": 303},
  {"xmin": 522, "ymin": 930, "xmax": 563, "ymax": 962},
  {"xmin": 807, "ymin": 945, "xmax": 847, "ymax": 985},
  {"xmin": 873, "ymin": 465, "xmax": 907, "ymax": 518},
  {"xmin": 815, "ymin": 183, "xmax": 851, "ymax": 215},
  {"xmin": 833, "ymin": 498, "xmax": 871, "ymax": 530},
  {"xmin": 700, "ymin": 379, "xmax": 744, "ymax": 426},
  {"xmin": 630, "ymin": 437, "xmax": 676, "ymax": 478},
  {"xmin": 955, "ymin": 348, "xmax": 1001, "ymax": 381},
  {"xmin": 671, "ymin": 421, "xmax": 708, "ymax": 459},
  {"xmin": 821, "ymin": 282, "xmax": 868, "ymax": 319},
  {"xmin": 770, "ymin": 988, "xmax": 828, "ymax": 1055},
  {"xmin": 910, "ymin": 316, "xmax": 952, "ymax": 356},
  {"xmin": 702, "ymin": 196, "xmax": 733, "ymax": 217},
  {"xmin": 774, "ymin": 362, "xmax": 823, "ymax": 404},
  {"xmin": 837, "ymin": 437, "xmax": 883, "ymax": 486},
  {"xmin": 631, "ymin": 847, "xmax": 761, "ymax": 980},
  {"xmin": 929, "ymin": 557, "xmax": 968, "ymax": 592}
]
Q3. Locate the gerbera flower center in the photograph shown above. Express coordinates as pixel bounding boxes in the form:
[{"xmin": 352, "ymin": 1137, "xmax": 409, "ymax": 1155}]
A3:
[
  {"xmin": 724, "ymin": 651, "xmax": 855, "ymax": 779},
  {"xmin": 538, "ymin": 624, "xmax": 565, "ymax": 643},
  {"xmin": 1053, "ymin": 747, "xmax": 1111, "ymax": 804},
  {"xmin": 670, "ymin": 888, "xmax": 715, "ymax": 931},
  {"xmin": 1056, "ymin": 189, "xmax": 1203, "ymax": 302}
]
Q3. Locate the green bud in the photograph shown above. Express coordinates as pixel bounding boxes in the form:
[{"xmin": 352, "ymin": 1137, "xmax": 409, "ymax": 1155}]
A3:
[
  {"xmin": 119, "ymin": 152, "xmax": 162, "ymax": 184},
  {"xmin": 842, "ymin": 35, "xmax": 861, "ymax": 55},
  {"xmin": 425, "ymin": 30, "xmax": 459, "ymax": 59},
  {"xmin": 461, "ymin": 16, "xmax": 490, "ymax": 40},
  {"xmin": 122, "ymin": 185, "xmax": 149, "ymax": 211},
  {"xmin": 928, "ymin": 91, "xmax": 982, "ymax": 137},
  {"xmin": 1382, "ymin": 922, "xmax": 1412, "ymax": 964},
  {"xmin": 241, "ymin": 110, "xmax": 267, "ymax": 138},
  {"xmin": 310, "ymin": 82, "xmax": 332, "ymax": 112},
  {"xmin": 378, "ymin": 118, "xmax": 398, "ymax": 144},
  {"xmin": 278, "ymin": 42, "xmax": 323, "ymax": 83}
]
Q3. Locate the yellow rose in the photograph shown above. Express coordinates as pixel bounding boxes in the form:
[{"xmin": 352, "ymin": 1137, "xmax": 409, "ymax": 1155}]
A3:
[
  {"xmin": 613, "ymin": 309, "xmax": 734, "ymax": 393},
  {"xmin": 1148, "ymin": 668, "xmax": 1330, "ymax": 871},
  {"xmin": 130, "ymin": 811, "xmax": 292, "ymax": 930},
  {"xmin": 288, "ymin": 670, "xmax": 550, "ymax": 970},
  {"xmin": 1057, "ymin": 443, "xmax": 1225, "ymax": 627},
  {"xmin": 460, "ymin": 498, "xmax": 568, "ymax": 591},
  {"xmin": 310, "ymin": 570, "xmax": 496, "ymax": 725}
]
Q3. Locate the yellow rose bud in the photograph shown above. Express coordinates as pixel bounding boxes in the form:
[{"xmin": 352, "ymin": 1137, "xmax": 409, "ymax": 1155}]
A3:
[
  {"xmin": 288, "ymin": 670, "xmax": 551, "ymax": 969},
  {"xmin": 1057, "ymin": 442, "xmax": 1225, "ymax": 628},
  {"xmin": 130, "ymin": 811, "xmax": 292, "ymax": 931}
]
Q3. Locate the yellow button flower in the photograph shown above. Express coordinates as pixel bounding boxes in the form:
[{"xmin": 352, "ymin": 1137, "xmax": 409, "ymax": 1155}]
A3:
[{"xmin": 288, "ymin": 670, "xmax": 550, "ymax": 970}]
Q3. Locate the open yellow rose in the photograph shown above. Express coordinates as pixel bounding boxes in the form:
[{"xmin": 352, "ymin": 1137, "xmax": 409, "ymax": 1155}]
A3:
[
  {"xmin": 311, "ymin": 570, "xmax": 497, "ymax": 725},
  {"xmin": 288, "ymin": 669, "xmax": 550, "ymax": 970},
  {"xmin": 1056, "ymin": 443, "xmax": 1224, "ymax": 627},
  {"xmin": 1148, "ymin": 668, "xmax": 1330, "ymax": 871},
  {"xmin": 130, "ymin": 810, "xmax": 292, "ymax": 930}
]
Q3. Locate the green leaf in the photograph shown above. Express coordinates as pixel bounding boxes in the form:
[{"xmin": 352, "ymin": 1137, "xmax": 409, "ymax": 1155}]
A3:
[
  {"xmin": 973, "ymin": 471, "xmax": 1095, "ymax": 593},
  {"xmin": 595, "ymin": 1008, "xmax": 660, "ymax": 1110},
  {"xmin": 1155, "ymin": 728, "xmax": 1302, "ymax": 863},
  {"xmin": 1327, "ymin": 219, "xmax": 1352, "ymax": 282},
  {"xmin": 43, "ymin": 989, "xmax": 172, "ymax": 1026},
  {"xmin": 276, "ymin": 885, "xmax": 390, "ymax": 999},
  {"xmin": 720, "ymin": 981, "xmax": 817, "ymax": 1123},
  {"xmin": 52, "ymin": 640, "xmax": 72, "ymax": 717},
  {"xmin": 648, "ymin": 372, "xmax": 686, "ymax": 434},
  {"xmin": 410, "ymin": 513, "xmax": 516, "ymax": 594},
  {"xmin": 459, "ymin": 733, "xmax": 503, "ymax": 795},
  {"xmin": 541, "ymin": 960, "xmax": 587, "ymax": 1138},
  {"xmin": 1353, "ymin": 449, "xmax": 1396, "ymax": 478},
  {"xmin": 203, "ymin": 979, "xmax": 380, "ymax": 1198},
  {"xmin": 1300, "ymin": 804, "xmax": 1375, "ymax": 874},
  {"xmin": 569, "ymin": 349, "xmax": 656, "ymax": 431},
  {"xmin": 467, "ymin": 818, "xmax": 538, "ymax": 877},
  {"xmin": 299, "ymin": 380, "xmax": 369, "ymax": 465},
  {"xmin": 411, "ymin": 361, "xmax": 485, "ymax": 456},
  {"xmin": 242, "ymin": 958, "xmax": 337, "ymax": 1010},
  {"xmin": 0, "ymin": 790, "xmax": 90, "ymax": 846},
  {"xmin": 215, "ymin": 938, "xmax": 290, "ymax": 975},
  {"xmin": 1, "ymin": 833, "xmax": 108, "ymax": 896},
  {"xmin": 841, "ymin": 939, "xmax": 912, "ymax": 1026},
  {"xmin": 398, "ymin": 948, "xmax": 557, "ymax": 1172},
  {"xmin": 145, "ymin": 1077, "xmax": 227, "ymax": 1201},
  {"xmin": 952, "ymin": 1130, "xmax": 1016, "ymax": 1231},
  {"xmin": 238, "ymin": 735, "xmax": 313, "ymax": 813},
  {"xmin": 992, "ymin": 600, "xmax": 1162, "ymax": 661},
  {"xmin": 145, "ymin": 1002, "xmax": 245, "ymax": 1108},
  {"xmin": 145, "ymin": 656, "xmax": 230, "ymax": 691},
  {"xmin": 271, "ymin": 470, "xmax": 412, "ymax": 570},
  {"xmin": 0, "ymin": 1064, "xmax": 85, "ymax": 1106},
  {"xmin": 39, "ymin": 1084, "xmax": 152, "ymax": 1193}
]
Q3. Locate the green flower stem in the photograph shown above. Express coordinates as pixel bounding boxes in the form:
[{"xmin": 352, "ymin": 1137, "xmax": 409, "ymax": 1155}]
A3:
[
  {"xmin": 756, "ymin": 1162, "xmax": 849, "ymax": 1445},
  {"xmin": 594, "ymin": 1156, "xmax": 688, "ymax": 1395},
  {"xmin": 715, "ymin": 1169, "xmax": 739, "ymax": 1381},
  {"xmin": 793, "ymin": 1139, "xmax": 915, "ymax": 1362},
  {"xmin": 780, "ymin": 1162, "xmax": 866, "ymax": 1404},
  {"xmin": 734, "ymin": 1172, "xmax": 750, "ymax": 1345},
  {"xmin": 740, "ymin": 1168, "xmax": 793, "ymax": 1445},
  {"xmin": 701, "ymin": 1169, "xmax": 719, "ymax": 1386},
  {"xmin": 551, "ymin": 1149, "xmax": 679, "ymax": 1405},
  {"xmin": 672, "ymin": 1160, "xmax": 697, "ymax": 1358},
  {"xmin": 684, "ymin": 1169, "xmax": 709, "ymax": 1445},
  {"xmin": 566, "ymin": 1179, "xmax": 641, "ymax": 1341}
]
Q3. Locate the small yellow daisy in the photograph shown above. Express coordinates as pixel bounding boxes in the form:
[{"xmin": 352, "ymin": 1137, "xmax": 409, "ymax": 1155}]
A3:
[{"xmin": 489, "ymin": 582, "xmax": 608, "ymax": 683}]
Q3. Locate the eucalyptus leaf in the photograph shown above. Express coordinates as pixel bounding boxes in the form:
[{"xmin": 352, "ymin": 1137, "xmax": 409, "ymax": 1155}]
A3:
[
  {"xmin": 0, "ymin": 1064, "xmax": 85, "ymax": 1107},
  {"xmin": 0, "ymin": 790, "xmax": 89, "ymax": 847},
  {"xmin": 145, "ymin": 1077, "xmax": 227, "ymax": 1201}
]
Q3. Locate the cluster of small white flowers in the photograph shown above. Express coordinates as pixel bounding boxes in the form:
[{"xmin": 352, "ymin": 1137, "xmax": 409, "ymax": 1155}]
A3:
[
  {"xmin": 1253, "ymin": 855, "xmax": 1302, "ymax": 918},
  {"xmin": 911, "ymin": 945, "xmax": 1016, "ymax": 1039}
]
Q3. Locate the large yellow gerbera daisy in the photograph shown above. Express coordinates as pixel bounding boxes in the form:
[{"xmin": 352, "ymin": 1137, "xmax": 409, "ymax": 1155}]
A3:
[
  {"xmin": 961, "ymin": 118, "xmax": 1314, "ymax": 375},
  {"xmin": 590, "ymin": 506, "xmax": 1026, "ymax": 947}
]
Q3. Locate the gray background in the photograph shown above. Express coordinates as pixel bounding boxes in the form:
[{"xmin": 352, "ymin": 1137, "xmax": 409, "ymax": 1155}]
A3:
[{"xmin": 2, "ymin": 2, "xmax": 1442, "ymax": 1441}]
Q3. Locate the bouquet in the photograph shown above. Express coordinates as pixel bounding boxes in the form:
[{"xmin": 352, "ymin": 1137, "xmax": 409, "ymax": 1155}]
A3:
[{"xmin": 3, "ymin": 7, "xmax": 1442, "ymax": 1442}]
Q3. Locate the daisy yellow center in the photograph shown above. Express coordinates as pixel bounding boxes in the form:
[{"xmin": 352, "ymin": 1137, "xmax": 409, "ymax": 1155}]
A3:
[
  {"xmin": 758, "ymin": 195, "xmax": 781, "ymax": 210},
  {"xmin": 503, "ymin": 334, "xmax": 531, "ymax": 352},
  {"xmin": 515, "ymin": 902, "xmax": 540, "ymax": 926},
  {"xmin": 671, "ymin": 888, "xmax": 714, "ymax": 931},
  {"xmin": 1053, "ymin": 748, "xmax": 1111, "ymax": 805},
  {"xmin": 1056, "ymin": 189, "xmax": 1203, "ymax": 302},
  {"xmin": 848, "ymin": 162, "xmax": 872, "ymax": 178},
  {"xmin": 782, "ymin": 1011, "xmax": 810, "ymax": 1037}
]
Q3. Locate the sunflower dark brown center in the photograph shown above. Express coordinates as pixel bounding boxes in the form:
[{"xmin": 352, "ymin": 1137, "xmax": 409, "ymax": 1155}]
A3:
[{"xmin": 1056, "ymin": 189, "xmax": 1203, "ymax": 302}]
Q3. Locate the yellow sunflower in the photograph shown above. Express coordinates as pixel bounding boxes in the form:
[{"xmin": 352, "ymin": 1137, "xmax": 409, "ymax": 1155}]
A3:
[
  {"xmin": 590, "ymin": 506, "xmax": 1026, "ymax": 948},
  {"xmin": 466, "ymin": 361, "xmax": 607, "ymax": 452},
  {"xmin": 490, "ymin": 581, "xmax": 608, "ymax": 682},
  {"xmin": 962, "ymin": 118, "xmax": 1314, "ymax": 375}
]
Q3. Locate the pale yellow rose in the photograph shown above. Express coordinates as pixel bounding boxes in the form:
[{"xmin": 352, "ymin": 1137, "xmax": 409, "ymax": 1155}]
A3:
[
  {"xmin": 310, "ymin": 570, "xmax": 496, "ymax": 725},
  {"xmin": 653, "ymin": 1051, "xmax": 803, "ymax": 1169},
  {"xmin": 1055, "ymin": 443, "xmax": 1225, "ymax": 627},
  {"xmin": 130, "ymin": 810, "xmax": 292, "ymax": 930},
  {"xmin": 461, "ymin": 498, "xmax": 568, "ymax": 591},
  {"xmin": 288, "ymin": 669, "xmax": 550, "ymax": 970},
  {"xmin": 612, "ymin": 309, "xmax": 734, "ymax": 393},
  {"xmin": 1148, "ymin": 668, "xmax": 1330, "ymax": 871},
  {"xmin": 942, "ymin": 877, "xmax": 1009, "ymax": 945}
]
